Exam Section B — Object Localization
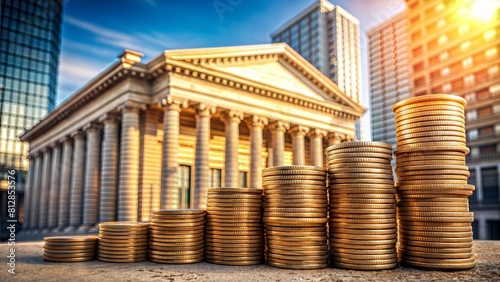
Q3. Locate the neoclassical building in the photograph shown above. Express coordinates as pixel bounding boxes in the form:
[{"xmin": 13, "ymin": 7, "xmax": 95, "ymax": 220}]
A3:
[{"xmin": 20, "ymin": 43, "xmax": 363, "ymax": 232}]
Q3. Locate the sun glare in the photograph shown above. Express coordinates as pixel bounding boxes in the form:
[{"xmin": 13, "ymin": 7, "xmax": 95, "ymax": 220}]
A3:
[{"xmin": 471, "ymin": 0, "xmax": 500, "ymax": 21}]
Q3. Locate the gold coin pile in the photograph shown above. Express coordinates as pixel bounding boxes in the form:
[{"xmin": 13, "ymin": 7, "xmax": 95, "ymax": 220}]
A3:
[
  {"xmin": 393, "ymin": 94, "xmax": 476, "ymax": 271},
  {"xmin": 262, "ymin": 165, "xmax": 328, "ymax": 270},
  {"xmin": 97, "ymin": 222, "xmax": 149, "ymax": 263},
  {"xmin": 43, "ymin": 236, "xmax": 97, "ymax": 262},
  {"xmin": 326, "ymin": 142, "xmax": 398, "ymax": 271},
  {"xmin": 205, "ymin": 188, "xmax": 264, "ymax": 266},
  {"xmin": 148, "ymin": 209, "xmax": 205, "ymax": 264}
]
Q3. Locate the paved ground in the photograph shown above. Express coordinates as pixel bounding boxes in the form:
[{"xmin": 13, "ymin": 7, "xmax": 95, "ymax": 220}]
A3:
[{"xmin": 1, "ymin": 236, "xmax": 499, "ymax": 282}]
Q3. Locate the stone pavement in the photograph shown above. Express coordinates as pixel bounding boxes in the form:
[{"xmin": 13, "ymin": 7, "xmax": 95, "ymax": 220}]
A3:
[{"xmin": 1, "ymin": 239, "xmax": 499, "ymax": 282}]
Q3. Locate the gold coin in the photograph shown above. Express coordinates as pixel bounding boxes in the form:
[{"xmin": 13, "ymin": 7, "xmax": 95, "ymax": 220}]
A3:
[
  {"xmin": 332, "ymin": 254, "xmax": 398, "ymax": 263},
  {"xmin": 263, "ymin": 217, "xmax": 328, "ymax": 225},
  {"xmin": 397, "ymin": 168, "xmax": 469, "ymax": 176},
  {"xmin": 397, "ymin": 190, "xmax": 473, "ymax": 197},
  {"xmin": 205, "ymin": 221, "xmax": 263, "ymax": 227},
  {"xmin": 400, "ymin": 259, "xmax": 476, "ymax": 271},
  {"xmin": 396, "ymin": 132, "xmax": 466, "ymax": 143},
  {"xmin": 148, "ymin": 242, "xmax": 203, "ymax": 249},
  {"xmin": 395, "ymin": 104, "xmax": 464, "ymax": 117},
  {"xmin": 207, "ymin": 194, "xmax": 263, "ymax": 200},
  {"xmin": 148, "ymin": 257, "xmax": 203, "ymax": 264},
  {"xmin": 208, "ymin": 188, "xmax": 263, "ymax": 194},
  {"xmin": 331, "ymin": 238, "xmax": 397, "ymax": 245},
  {"xmin": 262, "ymin": 170, "xmax": 326, "ymax": 177},
  {"xmin": 97, "ymin": 241, "xmax": 148, "ymax": 248},
  {"xmin": 397, "ymin": 183, "xmax": 473, "ymax": 190},
  {"xmin": 205, "ymin": 254, "xmax": 263, "ymax": 262},
  {"xmin": 332, "ymin": 213, "xmax": 395, "ymax": 220},
  {"xmin": 330, "ymin": 193, "xmax": 395, "ymax": 199},
  {"xmin": 398, "ymin": 211, "xmax": 473, "ymax": 218},
  {"xmin": 329, "ymin": 178, "xmax": 394, "ymax": 185},
  {"xmin": 395, "ymin": 110, "xmax": 465, "ymax": 123},
  {"xmin": 330, "ymin": 198, "xmax": 397, "ymax": 204},
  {"xmin": 97, "ymin": 252, "xmax": 147, "ymax": 259},
  {"xmin": 43, "ymin": 243, "xmax": 96, "ymax": 249},
  {"xmin": 398, "ymin": 216, "xmax": 473, "ymax": 223},
  {"xmin": 399, "ymin": 235, "xmax": 473, "ymax": 243},
  {"xmin": 328, "ymin": 163, "xmax": 393, "ymax": 169},
  {"xmin": 396, "ymin": 156, "xmax": 466, "ymax": 164},
  {"xmin": 267, "ymin": 243, "xmax": 327, "ymax": 251},
  {"xmin": 396, "ymin": 115, "xmax": 464, "ymax": 127},
  {"xmin": 392, "ymin": 94, "xmax": 466, "ymax": 112},
  {"xmin": 99, "ymin": 221, "xmax": 149, "ymax": 228},
  {"xmin": 147, "ymin": 249, "xmax": 202, "ymax": 256},
  {"xmin": 330, "ymin": 218, "xmax": 397, "ymax": 225},
  {"xmin": 330, "ymin": 208, "xmax": 396, "ymax": 214},
  {"xmin": 267, "ymin": 251, "xmax": 328, "ymax": 261},
  {"xmin": 205, "ymin": 258, "xmax": 262, "ymax": 266},
  {"xmin": 398, "ymin": 249, "xmax": 473, "ymax": 259},
  {"xmin": 205, "ymin": 233, "xmax": 262, "ymax": 240},
  {"xmin": 396, "ymin": 180, "xmax": 468, "ymax": 186},
  {"xmin": 97, "ymin": 256, "xmax": 146, "ymax": 263},
  {"xmin": 266, "ymin": 235, "xmax": 327, "ymax": 243},
  {"xmin": 44, "ymin": 236, "xmax": 97, "ymax": 243},
  {"xmin": 205, "ymin": 238, "xmax": 263, "ymax": 245},
  {"xmin": 330, "ymin": 174, "xmax": 394, "ymax": 181},
  {"xmin": 329, "ymin": 242, "xmax": 395, "ymax": 250},
  {"xmin": 148, "ymin": 253, "xmax": 204, "ymax": 261},
  {"xmin": 330, "ymin": 233, "xmax": 397, "ymax": 240},
  {"xmin": 397, "ymin": 165, "xmax": 469, "ymax": 173},
  {"xmin": 264, "ymin": 211, "xmax": 326, "ymax": 218},
  {"xmin": 397, "ymin": 206, "xmax": 469, "ymax": 212},
  {"xmin": 398, "ymin": 244, "xmax": 473, "ymax": 253},
  {"xmin": 330, "ymin": 188, "xmax": 396, "ymax": 195},
  {"xmin": 98, "ymin": 249, "xmax": 147, "ymax": 256},
  {"xmin": 267, "ymin": 260, "xmax": 327, "ymax": 270},
  {"xmin": 152, "ymin": 209, "xmax": 205, "ymax": 215},
  {"xmin": 398, "ymin": 225, "xmax": 472, "ymax": 232},
  {"xmin": 327, "ymin": 146, "xmax": 392, "ymax": 155},
  {"xmin": 330, "ymin": 257, "xmax": 398, "ymax": 267},
  {"xmin": 330, "ymin": 183, "xmax": 395, "ymax": 189},
  {"xmin": 330, "ymin": 202, "xmax": 396, "ymax": 209},
  {"xmin": 149, "ymin": 222, "xmax": 205, "ymax": 228},
  {"xmin": 265, "ymin": 193, "xmax": 326, "ymax": 199},
  {"xmin": 264, "ymin": 189, "xmax": 327, "ymax": 195},
  {"xmin": 328, "ymin": 167, "xmax": 393, "ymax": 175},
  {"xmin": 397, "ymin": 127, "xmax": 466, "ymax": 140},
  {"xmin": 395, "ymin": 145, "xmax": 470, "ymax": 155},
  {"xmin": 332, "ymin": 227, "xmax": 396, "ymax": 235},
  {"xmin": 263, "ymin": 165, "xmax": 325, "ymax": 172},
  {"xmin": 265, "ymin": 207, "xmax": 326, "ymax": 213},
  {"xmin": 43, "ymin": 251, "xmax": 95, "ymax": 257},
  {"xmin": 43, "ymin": 246, "xmax": 95, "ymax": 253},
  {"xmin": 148, "ymin": 233, "xmax": 204, "ymax": 239},
  {"xmin": 205, "ymin": 246, "xmax": 263, "ymax": 252},
  {"xmin": 264, "ymin": 202, "xmax": 327, "ymax": 208},
  {"xmin": 331, "ymin": 261, "xmax": 397, "ymax": 271},
  {"xmin": 331, "ymin": 247, "xmax": 395, "ymax": 255},
  {"xmin": 326, "ymin": 141, "xmax": 393, "ymax": 151},
  {"xmin": 263, "ymin": 175, "xmax": 326, "ymax": 181},
  {"xmin": 395, "ymin": 120, "xmax": 465, "ymax": 133},
  {"xmin": 266, "ymin": 230, "xmax": 326, "ymax": 237},
  {"xmin": 400, "ymin": 255, "xmax": 475, "ymax": 265},
  {"xmin": 263, "ymin": 180, "xmax": 325, "ymax": 186},
  {"xmin": 265, "ymin": 226, "xmax": 326, "ymax": 232},
  {"xmin": 396, "ymin": 150, "xmax": 465, "ymax": 157},
  {"xmin": 399, "ymin": 239, "xmax": 472, "ymax": 248},
  {"xmin": 396, "ymin": 175, "xmax": 469, "ymax": 181},
  {"xmin": 43, "ymin": 256, "xmax": 95, "ymax": 262},
  {"xmin": 327, "ymin": 152, "xmax": 392, "ymax": 160},
  {"xmin": 267, "ymin": 256, "xmax": 327, "ymax": 265},
  {"xmin": 399, "ymin": 230, "xmax": 473, "ymax": 238},
  {"xmin": 328, "ymin": 157, "xmax": 391, "ymax": 164}
]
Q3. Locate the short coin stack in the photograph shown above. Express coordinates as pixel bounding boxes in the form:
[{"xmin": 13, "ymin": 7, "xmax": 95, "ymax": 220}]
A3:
[
  {"xmin": 148, "ymin": 209, "xmax": 205, "ymax": 264},
  {"xmin": 97, "ymin": 222, "xmax": 149, "ymax": 263},
  {"xmin": 262, "ymin": 165, "xmax": 328, "ymax": 270},
  {"xmin": 43, "ymin": 236, "xmax": 97, "ymax": 262},
  {"xmin": 393, "ymin": 94, "xmax": 476, "ymax": 271},
  {"xmin": 205, "ymin": 188, "xmax": 264, "ymax": 265},
  {"xmin": 327, "ymin": 142, "xmax": 398, "ymax": 271}
]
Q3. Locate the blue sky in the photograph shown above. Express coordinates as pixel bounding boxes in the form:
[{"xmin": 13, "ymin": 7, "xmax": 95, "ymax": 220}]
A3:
[{"xmin": 59, "ymin": 0, "xmax": 405, "ymax": 139}]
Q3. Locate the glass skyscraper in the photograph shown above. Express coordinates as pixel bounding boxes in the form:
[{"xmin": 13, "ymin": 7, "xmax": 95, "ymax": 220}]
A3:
[{"xmin": 0, "ymin": 0, "xmax": 63, "ymax": 237}]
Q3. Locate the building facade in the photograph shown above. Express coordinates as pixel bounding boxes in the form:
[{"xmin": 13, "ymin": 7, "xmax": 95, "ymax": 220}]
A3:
[
  {"xmin": 406, "ymin": 0, "xmax": 500, "ymax": 240},
  {"xmin": 20, "ymin": 44, "xmax": 363, "ymax": 232},
  {"xmin": 368, "ymin": 11, "xmax": 411, "ymax": 147},
  {"xmin": 271, "ymin": 0, "xmax": 361, "ymax": 105},
  {"xmin": 0, "ymin": 0, "xmax": 63, "ymax": 239}
]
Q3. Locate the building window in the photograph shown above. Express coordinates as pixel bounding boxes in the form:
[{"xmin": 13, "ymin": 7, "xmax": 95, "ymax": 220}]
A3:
[
  {"xmin": 486, "ymin": 47, "xmax": 498, "ymax": 59},
  {"xmin": 414, "ymin": 77, "xmax": 425, "ymax": 87},
  {"xmin": 461, "ymin": 41, "xmax": 471, "ymax": 51},
  {"xmin": 468, "ymin": 169, "xmax": 477, "ymax": 202},
  {"xmin": 468, "ymin": 129, "xmax": 478, "ymax": 139},
  {"xmin": 435, "ymin": 2, "xmax": 445, "ymax": 12},
  {"xmin": 478, "ymin": 106, "xmax": 493, "ymax": 117},
  {"xmin": 488, "ymin": 66, "xmax": 499, "ymax": 77},
  {"xmin": 462, "ymin": 57, "xmax": 473, "ymax": 68},
  {"xmin": 210, "ymin": 168, "xmax": 222, "ymax": 188},
  {"xmin": 480, "ymin": 144, "xmax": 497, "ymax": 156},
  {"xmin": 442, "ymin": 83, "xmax": 452, "ymax": 93},
  {"xmin": 482, "ymin": 166, "xmax": 499, "ymax": 203},
  {"xmin": 239, "ymin": 171, "xmax": 248, "ymax": 188},
  {"xmin": 458, "ymin": 23, "xmax": 469, "ymax": 34},
  {"xmin": 464, "ymin": 74, "xmax": 475, "ymax": 86},
  {"xmin": 413, "ymin": 62, "xmax": 424, "ymax": 72},
  {"xmin": 441, "ymin": 67, "xmax": 450, "ymax": 76},
  {"xmin": 487, "ymin": 220, "xmax": 500, "ymax": 240},
  {"xmin": 472, "ymin": 221, "xmax": 479, "ymax": 239},
  {"xmin": 412, "ymin": 46, "xmax": 423, "ymax": 57},
  {"xmin": 490, "ymin": 83, "xmax": 500, "ymax": 94},
  {"xmin": 484, "ymin": 29, "xmax": 496, "ymax": 41},
  {"xmin": 178, "ymin": 165, "xmax": 191, "ymax": 208},
  {"xmin": 439, "ymin": 52, "xmax": 449, "ymax": 61},
  {"xmin": 479, "ymin": 126, "xmax": 494, "ymax": 137},
  {"xmin": 438, "ymin": 35, "xmax": 447, "ymax": 45}
]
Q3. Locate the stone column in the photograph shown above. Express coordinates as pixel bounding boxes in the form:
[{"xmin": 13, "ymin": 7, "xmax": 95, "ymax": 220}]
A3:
[
  {"xmin": 82, "ymin": 122, "xmax": 102, "ymax": 230},
  {"xmin": 23, "ymin": 158, "xmax": 34, "ymax": 230},
  {"xmin": 99, "ymin": 113, "xmax": 120, "ymax": 223},
  {"xmin": 118, "ymin": 102, "xmax": 143, "ymax": 221},
  {"xmin": 139, "ymin": 108, "xmax": 162, "ymax": 222},
  {"xmin": 47, "ymin": 142, "xmax": 61, "ymax": 230},
  {"xmin": 194, "ymin": 104, "xmax": 215, "ymax": 209},
  {"xmin": 308, "ymin": 129, "xmax": 327, "ymax": 167},
  {"xmin": 266, "ymin": 137, "xmax": 274, "ymax": 168},
  {"xmin": 270, "ymin": 121, "xmax": 290, "ymax": 167},
  {"xmin": 327, "ymin": 132, "xmax": 344, "ymax": 146},
  {"xmin": 247, "ymin": 116, "xmax": 268, "ymax": 189},
  {"xmin": 221, "ymin": 110, "xmax": 244, "ymax": 187},
  {"xmin": 290, "ymin": 126, "xmax": 309, "ymax": 165},
  {"xmin": 161, "ymin": 98, "xmax": 186, "ymax": 209},
  {"xmin": 67, "ymin": 131, "xmax": 86, "ymax": 231},
  {"xmin": 29, "ymin": 153, "xmax": 42, "ymax": 230},
  {"xmin": 38, "ymin": 148, "xmax": 51, "ymax": 231},
  {"xmin": 57, "ymin": 137, "xmax": 73, "ymax": 230}
]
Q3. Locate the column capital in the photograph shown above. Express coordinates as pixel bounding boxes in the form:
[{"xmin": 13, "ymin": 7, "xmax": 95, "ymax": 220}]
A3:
[
  {"xmin": 245, "ymin": 115, "xmax": 268, "ymax": 129},
  {"xmin": 195, "ymin": 103, "xmax": 216, "ymax": 117},
  {"xmin": 269, "ymin": 121, "xmax": 290, "ymax": 132},
  {"xmin": 41, "ymin": 147, "xmax": 51, "ymax": 154},
  {"xmin": 117, "ymin": 101, "xmax": 147, "ymax": 113},
  {"xmin": 59, "ymin": 135, "xmax": 73, "ymax": 144},
  {"xmin": 220, "ymin": 110, "xmax": 244, "ymax": 124},
  {"xmin": 49, "ymin": 141, "xmax": 60, "ymax": 149},
  {"xmin": 327, "ymin": 132, "xmax": 345, "ymax": 144},
  {"xmin": 98, "ymin": 112, "xmax": 121, "ymax": 123},
  {"xmin": 161, "ymin": 95, "xmax": 189, "ymax": 110},
  {"xmin": 83, "ymin": 122, "xmax": 103, "ymax": 133},
  {"xmin": 308, "ymin": 129, "xmax": 328, "ymax": 139},
  {"xmin": 71, "ymin": 130, "xmax": 86, "ymax": 140},
  {"xmin": 344, "ymin": 135, "xmax": 356, "ymax": 142},
  {"xmin": 289, "ymin": 125, "xmax": 310, "ymax": 136}
]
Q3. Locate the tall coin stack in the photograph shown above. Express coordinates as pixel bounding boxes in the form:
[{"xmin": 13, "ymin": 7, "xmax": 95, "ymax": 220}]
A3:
[
  {"xmin": 393, "ymin": 94, "xmax": 476, "ymax": 271},
  {"xmin": 262, "ymin": 165, "xmax": 328, "ymax": 270},
  {"xmin": 97, "ymin": 222, "xmax": 149, "ymax": 263},
  {"xmin": 148, "ymin": 209, "xmax": 205, "ymax": 264},
  {"xmin": 43, "ymin": 236, "xmax": 97, "ymax": 262},
  {"xmin": 327, "ymin": 142, "xmax": 398, "ymax": 271},
  {"xmin": 205, "ymin": 188, "xmax": 264, "ymax": 265}
]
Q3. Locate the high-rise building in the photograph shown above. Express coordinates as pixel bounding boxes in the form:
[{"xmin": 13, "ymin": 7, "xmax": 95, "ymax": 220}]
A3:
[
  {"xmin": 271, "ymin": 0, "xmax": 361, "ymax": 105},
  {"xmin": 0, "ymin": 0, "xmax": 63, "ymax": 237},
  {"xmin": 368, "ymin": 11, "xmax": 411, "ymax": 147},
  {"xmin": 368, "ymin": 0, "xmax": 499, "ymax": 239}
]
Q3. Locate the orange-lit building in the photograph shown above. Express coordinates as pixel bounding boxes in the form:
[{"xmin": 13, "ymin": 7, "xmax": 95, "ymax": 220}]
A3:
[{"xmin": 406, "ymin": 0, "xmax": 500, "ymax": 239}]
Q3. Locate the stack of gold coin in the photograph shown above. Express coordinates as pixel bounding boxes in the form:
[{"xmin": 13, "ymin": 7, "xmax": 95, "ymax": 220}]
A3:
[
  {"xmin": 262, "ymin": 165, "xmax": 328, "ymax": 270},
  {"xmin": 97, "ymin": 222, "xmax": 149, "ymax": 263},
  {"xmin": 205, "ymin": 188, "xmax": 264, "ymax": 265},
  {"xmin": 393, "ymin": 94, "xmax": 476, "ymax": 271},
  {"xmin": 327, "ymin": 142, "xmax": 398, "ymax": 271},
  {"xmin": 148, "ymin": 209, "xmax": 205, "ymax": 264},
  {"xmin": 43, "ymin": 236, "xmax": 97, "ymax": 262}
]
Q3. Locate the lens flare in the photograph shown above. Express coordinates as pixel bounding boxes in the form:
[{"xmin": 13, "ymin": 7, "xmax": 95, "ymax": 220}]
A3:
[{"xmin": 471, "ymin": 0, "xmax": 500, "ymax": 21}]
